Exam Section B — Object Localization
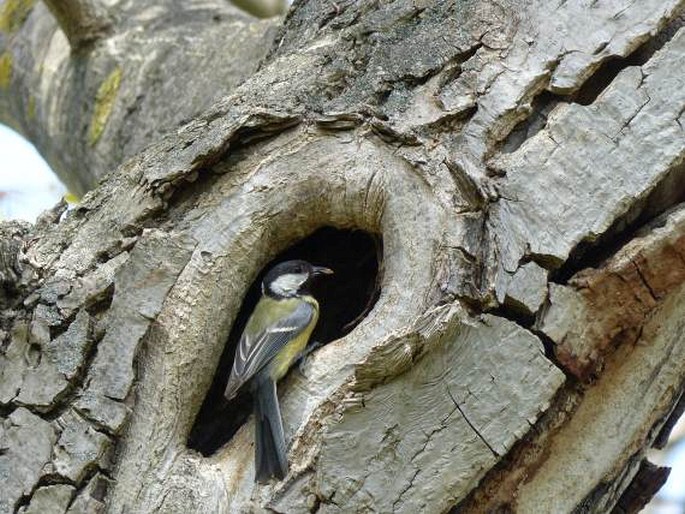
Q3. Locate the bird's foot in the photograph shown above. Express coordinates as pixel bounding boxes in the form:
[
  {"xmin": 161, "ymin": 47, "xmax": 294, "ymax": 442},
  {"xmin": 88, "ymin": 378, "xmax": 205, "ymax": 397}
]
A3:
[{"xmin": 297, "ymin": 340, "xmax": 323, "ymax": 375}]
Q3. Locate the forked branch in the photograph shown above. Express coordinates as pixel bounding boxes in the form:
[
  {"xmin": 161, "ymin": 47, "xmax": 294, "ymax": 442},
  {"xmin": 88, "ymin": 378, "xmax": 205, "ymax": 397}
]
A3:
[{"xmin": 43, "ymin": 0, "xmax": 112, "ymax": 49}]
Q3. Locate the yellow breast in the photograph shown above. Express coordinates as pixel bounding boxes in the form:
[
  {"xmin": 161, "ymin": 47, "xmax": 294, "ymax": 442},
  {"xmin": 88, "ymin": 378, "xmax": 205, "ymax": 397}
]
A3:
[{"xmin": 267, "ymin": 295, "xmax": 319, "ymax": 381}]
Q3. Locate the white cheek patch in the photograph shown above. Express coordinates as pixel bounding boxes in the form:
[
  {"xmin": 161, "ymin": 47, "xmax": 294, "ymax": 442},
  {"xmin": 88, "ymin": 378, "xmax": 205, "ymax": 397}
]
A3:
[{"xmin": 270, "ymin": 273, "xmax": 308, "ymax": 296}]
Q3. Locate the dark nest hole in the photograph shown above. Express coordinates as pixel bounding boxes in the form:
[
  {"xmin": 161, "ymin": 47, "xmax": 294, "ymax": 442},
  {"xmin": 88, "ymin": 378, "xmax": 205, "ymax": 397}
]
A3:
[{"xmin": 187, "ymin": 227, "xmax": 382, "ymax": 456}]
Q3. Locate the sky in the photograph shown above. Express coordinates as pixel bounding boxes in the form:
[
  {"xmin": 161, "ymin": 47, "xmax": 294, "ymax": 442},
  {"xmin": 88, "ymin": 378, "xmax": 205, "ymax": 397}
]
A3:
[
  {"xmin": 648, "ymin": 423, "xmax": 685, "ymax": 514},
  {"xmin": 0, "ymin": 124, "xmax": 65, "ymax": 222},
  {"xmin": 0, "ymin": 123, "xmax": 684, "ymax": 510}
]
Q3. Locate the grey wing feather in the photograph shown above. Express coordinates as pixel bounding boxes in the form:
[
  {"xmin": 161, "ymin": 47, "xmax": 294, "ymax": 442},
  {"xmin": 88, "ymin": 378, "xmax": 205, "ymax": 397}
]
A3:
[{"xmin": 224, "ymin": 301, "xmax": 314, "ymax": 399}]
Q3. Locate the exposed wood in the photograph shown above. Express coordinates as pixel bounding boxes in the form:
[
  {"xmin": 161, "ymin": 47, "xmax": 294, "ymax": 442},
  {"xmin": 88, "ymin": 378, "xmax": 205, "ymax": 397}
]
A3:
[{"xmin": 539, "ymin": 207, "xmax": 685, "ymax": 382}]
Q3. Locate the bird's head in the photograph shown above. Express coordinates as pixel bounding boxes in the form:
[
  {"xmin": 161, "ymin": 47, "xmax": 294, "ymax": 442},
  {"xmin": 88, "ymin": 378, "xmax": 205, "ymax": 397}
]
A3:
[{"xmin": 262, "ymin": 260, "xmax": 333, "ymax": 298}]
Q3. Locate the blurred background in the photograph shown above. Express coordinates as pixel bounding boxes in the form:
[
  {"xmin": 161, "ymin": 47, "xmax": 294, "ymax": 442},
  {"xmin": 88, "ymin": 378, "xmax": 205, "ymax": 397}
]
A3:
[
  {"xmin": 1, "ymin": 119, "xmax": 684, "ymax": 510},
  {"xmin": 647, "ymin": 418, "xmax": 685, "ymax": 514},
  {"xmin": 0, "ymin": 124, "xmax": 65, "ymax": 221}
]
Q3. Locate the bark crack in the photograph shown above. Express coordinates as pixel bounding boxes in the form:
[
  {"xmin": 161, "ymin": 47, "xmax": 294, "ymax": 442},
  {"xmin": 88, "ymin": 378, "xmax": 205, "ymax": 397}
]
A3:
[
  {"xmin": 554, "ymin": 158, "xmax": 685, "ymax": 283},
  {"xmin": 392, "ymin": 468, "xmax": 421, "ymax": 513},
  {"xmin": 497, "ymin": 11, "xmax": 684, "ymax": 156},
  {"xmin": 610, "ymin": 93, "xmax": 651, "ymax": 142},
  {"xmin": 630, "ymin": 259, "xmax": 659, "ymax": 303},
  {"xmin": 446, "ymin": 385, "xmax": 499, "ymax": 458}
]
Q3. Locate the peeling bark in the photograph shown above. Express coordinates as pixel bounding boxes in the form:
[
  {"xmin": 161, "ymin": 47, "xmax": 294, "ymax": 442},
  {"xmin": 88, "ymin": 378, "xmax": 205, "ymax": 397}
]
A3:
[{"xmin": 1, "ymin": 1, "xmax": 685, "ymax": 513}]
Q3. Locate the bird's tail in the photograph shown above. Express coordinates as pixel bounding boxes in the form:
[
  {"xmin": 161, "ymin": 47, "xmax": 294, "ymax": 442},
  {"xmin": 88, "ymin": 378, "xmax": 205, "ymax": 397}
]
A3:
[{"xmin": 253, "ymin": 379, "xmax": 288, "ymax": 482}]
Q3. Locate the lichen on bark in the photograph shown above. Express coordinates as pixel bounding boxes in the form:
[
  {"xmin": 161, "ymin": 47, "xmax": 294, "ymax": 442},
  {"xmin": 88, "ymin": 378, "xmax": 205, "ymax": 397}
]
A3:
[
  {"xmin": 0, "ymin": 1, "xmax": 684, "ymax": 513},
  {"xmin": 88, "ymin": 66, "xmax": 122, "ymax": 146},
  {"xmin": 0, "ymin": 51, "xmax": 11, "ymax": 89},
  {"xmin": 0, "ymin": 0, "xmax": 35, "ymax": 33}
]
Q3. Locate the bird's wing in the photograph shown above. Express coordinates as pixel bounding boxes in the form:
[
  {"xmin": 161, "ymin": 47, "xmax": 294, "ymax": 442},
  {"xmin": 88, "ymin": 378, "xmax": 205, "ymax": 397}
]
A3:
[{"xmin": 224, "ymin": 299, "xmax": 314, "ymax": 399}]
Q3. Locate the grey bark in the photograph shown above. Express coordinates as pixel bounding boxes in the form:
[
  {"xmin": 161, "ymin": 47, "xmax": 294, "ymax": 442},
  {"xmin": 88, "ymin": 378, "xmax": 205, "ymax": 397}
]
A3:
[
  {"xmin": 42, "ymin": 0, "xmax": 112, "ymax": 48},
  {"xmin": 1, "ymin": 1, "xmax": 685, "ymax": 513},
  {"xmin": 0, "ymin": 0, "xmax": 279, "ymax": 195}
]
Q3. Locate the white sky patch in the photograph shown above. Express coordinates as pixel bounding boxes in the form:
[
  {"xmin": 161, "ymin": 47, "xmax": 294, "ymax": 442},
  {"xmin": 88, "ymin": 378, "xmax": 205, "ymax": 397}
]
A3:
[
  {"xmin": 0, "ymin": 124, "xmax": 65, "ymax": 222},
  {"xmin": 645, "ymin": 413, "xmax": 685, "ymax": 514},
  {"xmin": 656, "ymin": 415, "xmax": 685, "ymax": 506}
]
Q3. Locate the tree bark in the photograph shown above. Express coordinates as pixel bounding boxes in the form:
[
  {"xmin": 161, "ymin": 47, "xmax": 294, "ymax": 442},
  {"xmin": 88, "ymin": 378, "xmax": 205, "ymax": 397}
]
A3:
[
  {"xmin": 1, "ymin": 1, "xmax": 684, "ymax": 513},
  {"xmin": 0, "ymin": 0, "xmax": 279, "ymax": 195}
]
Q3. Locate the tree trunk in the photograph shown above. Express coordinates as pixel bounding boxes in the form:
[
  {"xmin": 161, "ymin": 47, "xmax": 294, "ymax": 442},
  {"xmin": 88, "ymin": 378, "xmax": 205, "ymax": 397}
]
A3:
[{"xmin": 1, "ymin": 1, "xmax": 684, "ymax": 513}]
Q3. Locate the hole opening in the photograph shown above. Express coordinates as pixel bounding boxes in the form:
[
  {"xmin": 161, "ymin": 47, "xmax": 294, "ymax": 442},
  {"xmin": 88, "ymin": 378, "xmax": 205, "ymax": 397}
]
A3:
[{"xmin": 187, "ymin": 226, "xmax": 382, "ymax": 456}]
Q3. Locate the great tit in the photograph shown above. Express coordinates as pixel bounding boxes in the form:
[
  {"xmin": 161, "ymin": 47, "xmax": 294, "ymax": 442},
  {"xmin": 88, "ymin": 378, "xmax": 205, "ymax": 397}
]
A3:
[{"xmin": 224, "ymin": 259, "xmax": 333, "ymax": 482}]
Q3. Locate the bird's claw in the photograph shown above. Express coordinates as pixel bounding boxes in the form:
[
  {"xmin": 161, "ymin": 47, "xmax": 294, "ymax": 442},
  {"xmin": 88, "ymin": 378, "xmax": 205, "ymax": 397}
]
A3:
[{"xmin": 297, "ymin": 340, "xmax": 323, "ymax": 376}]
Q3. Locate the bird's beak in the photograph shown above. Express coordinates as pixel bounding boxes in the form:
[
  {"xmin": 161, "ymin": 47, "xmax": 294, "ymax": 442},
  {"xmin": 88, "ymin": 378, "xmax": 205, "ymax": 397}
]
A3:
[{"xmin": 313, "ymin": 266, "xmax": 334, "ymax": 276}]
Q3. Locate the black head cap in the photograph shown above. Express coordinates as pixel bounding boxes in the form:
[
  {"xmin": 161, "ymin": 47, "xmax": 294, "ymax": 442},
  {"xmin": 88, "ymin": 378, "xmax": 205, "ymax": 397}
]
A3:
[{"xmin": 263, "ymin": 260, "xmax": 333, "ymax": 298}]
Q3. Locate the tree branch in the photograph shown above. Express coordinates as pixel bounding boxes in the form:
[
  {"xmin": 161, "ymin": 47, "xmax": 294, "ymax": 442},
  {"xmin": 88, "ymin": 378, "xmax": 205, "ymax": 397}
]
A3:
[
  {"xmin": 0, "ymin": 0, "xmax": 277, "ymax": 195},
  {"xmin": 42, "ymin": 0, "xmax": 112, "ymax": 49}
]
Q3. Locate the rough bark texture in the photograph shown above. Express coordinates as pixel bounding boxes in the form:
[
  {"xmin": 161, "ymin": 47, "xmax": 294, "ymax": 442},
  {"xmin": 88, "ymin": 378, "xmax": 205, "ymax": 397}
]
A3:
[{"xmin": 1, "ymin": 1, "xmax": 684, "ymax": 513}]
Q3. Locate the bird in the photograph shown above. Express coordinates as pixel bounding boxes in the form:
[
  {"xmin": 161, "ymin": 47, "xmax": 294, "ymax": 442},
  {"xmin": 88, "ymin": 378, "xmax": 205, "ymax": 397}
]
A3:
[{"xmin": 224, "ymin": 259, "xmax": 333, "ymax": 483}]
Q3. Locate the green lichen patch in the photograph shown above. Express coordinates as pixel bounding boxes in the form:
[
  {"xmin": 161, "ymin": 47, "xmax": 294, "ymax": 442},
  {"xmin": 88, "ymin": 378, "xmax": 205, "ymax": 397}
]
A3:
[
  {"xmin": 27, "ymin": 95, "xmax": 35, "ymax": 119},
  {"xmin": 64, "ymin": 192, "xmax": 80, "ymax": 204},
  {"xmin": 0, "ymin": 51, "xmax": 12, "ymax": 88},
  {"xmin": 0, "ymin": 0, "xmax": 36, "ymax": 34},
  {"xmin": 88, "ymin": 66, "xmax": 122, "ymax": 146}
]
